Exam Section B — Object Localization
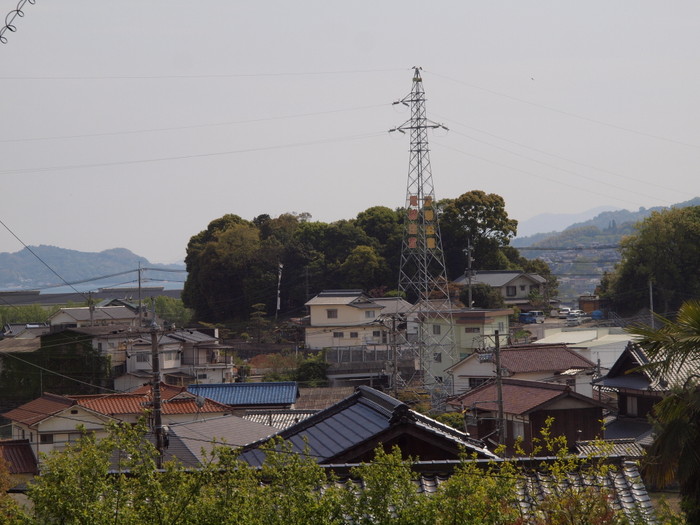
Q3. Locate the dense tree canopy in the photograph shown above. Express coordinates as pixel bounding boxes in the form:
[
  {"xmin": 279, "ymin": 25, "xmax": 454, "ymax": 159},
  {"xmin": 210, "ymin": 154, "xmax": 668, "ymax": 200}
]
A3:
[
  {"xmin": 599, "ymin": 206, "xmax": 700, "ymax": 315},
  {"xmin": 182, "ymin": 192, "xmax": 553, "ymax": 323}
]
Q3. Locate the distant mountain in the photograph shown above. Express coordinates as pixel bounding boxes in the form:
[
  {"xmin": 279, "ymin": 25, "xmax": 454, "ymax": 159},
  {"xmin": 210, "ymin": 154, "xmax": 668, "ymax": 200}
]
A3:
[
  {"xmin": 0, "ymin": 245, "xmax": 186, "ymax": 291},
  {"xmin": 513, "ymin": 197, "xmax": 700, "ymax": 248},
  {"xmin": 515, "ymin": 206, "xmax": 620, "ymax": 238},
  {"xmin": 512, "ymin": 197, "xmax": 700, "ymax": 302}
]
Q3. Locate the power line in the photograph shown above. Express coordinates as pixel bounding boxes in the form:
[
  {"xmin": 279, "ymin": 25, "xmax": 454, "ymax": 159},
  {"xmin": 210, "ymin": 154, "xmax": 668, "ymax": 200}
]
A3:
[
  {"xmin": 427, "ymin": 69, "xmax": 700, "ymax": 151},
  {"xmin": 0, "ymin": 131, "xmax": 385, "ymax": 176}
]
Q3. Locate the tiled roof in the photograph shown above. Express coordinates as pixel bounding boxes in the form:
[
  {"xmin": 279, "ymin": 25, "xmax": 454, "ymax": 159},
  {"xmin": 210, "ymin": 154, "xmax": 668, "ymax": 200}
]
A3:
[
  {"xmin": 0, "ymin": 439, "xmax": 38, "ymax": 474},
  {"xmin": 449, "ymin": 379, "xmax": 608, "ymax": 415},
  {"xmin": 243, "ymin": 409, "xmax": 318, "ymax": 429},
  {"xmin": 499, "ymin": 344, "xmax": 595, "ymax": 374},
  {"xmin": 238, "ymin": 386, "xmax": 496, "ymax": 467},
  {"xmin": 49, "ymin": 306, "xmax": 137, "ymax": 322},
  {"xmin": 2, "ymin": 393, "xmax": 75, "ymax": 426},
  {"xmin": 323, "ymin": 458, "xmax": 654, "ymax": 523},
  {"xmin": 69, "ymin": 384, "xmax": 231, "ymax": 416},
  {"xmin": 576, "ymin": 438, "xmax": 645, "ymax": 459},
  {"xmin": 187, "ymin": 382, "xmax": 300, "ymax": 407}
]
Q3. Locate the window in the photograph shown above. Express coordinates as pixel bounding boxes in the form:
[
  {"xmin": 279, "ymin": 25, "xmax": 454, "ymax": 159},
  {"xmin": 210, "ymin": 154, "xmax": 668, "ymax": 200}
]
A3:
[
  {"xmin": 326, "ymin": 309, "xmax": 338, "ymax": 319},
  {"xmin": 350, "ymin": 332, "xmax": 358, "ymax": 338},
  {"xmin": 626, "ymin": 396, "xmax": 638, "ymax": 417},
  {"xmin": 372, "ymin": 330, "xmax": 381, "ymax": 338},
  {"xmin": 512, "ymin": 420, "xmax": 525, "ymax": 440},
  {"xmin": 520, "ymin": 285, "xmax": 526, "ymax": 291},
  {"xmin": 333, "ymin": 332, "xmax": 344, "ymax": 338},
  {"xmin": 97, "ymin": 342, "xmax": 103, "ymax": 351},
  {"xmin": 468, "ymin": 377, "xmax": 489, "ymax": 389},
  {"xmin": 365, "ymin": 310, "xmax": 376, "ymax": 319},
  {"xmin": 464, "ymin": 327, "xmax": 480, "ymax": 334},
  {"xmin": 432, "ymin": 324, "xmax": 441, "ymax": 335},
  {"xmin": 498, "ymin": 322, "xmax": 505, "ymax": 331},
  {"xmin": 197, "ymin": 373, "xmax": 208, "ymax": 379},
  {"xmin": 40, "ymin": 434, "xmax": 54, "ymax": 445},
  {"xmin": 433, "ymin": 352, "xmax": 442, "ymax": 362},
  {"xmin": 136, "ymin": 353, "xmax": 149, "ymax": 363},
  {"xmin": 506, "ymin": 286, "xmax": 516, "ymax": 297}
]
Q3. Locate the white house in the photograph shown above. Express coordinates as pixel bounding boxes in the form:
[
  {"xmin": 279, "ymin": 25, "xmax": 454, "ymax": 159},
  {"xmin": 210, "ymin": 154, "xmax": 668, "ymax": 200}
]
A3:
[
  {"xmin": 453, "ymin": 270, "xmax": 547, "ymax": 309},
  {"xmin": 304, "ymin": 290, "xmax": 388, "ymax": 349}
]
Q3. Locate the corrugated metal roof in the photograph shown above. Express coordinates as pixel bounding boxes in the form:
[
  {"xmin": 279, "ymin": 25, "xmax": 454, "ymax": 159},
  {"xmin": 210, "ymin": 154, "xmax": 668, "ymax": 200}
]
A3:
[
  {"xmin": 187, "ymin": 382, "xmax": 300, "ymax": 407},
  {"xmin": 238, "ymin": 386, "xmax": 496, "ymax": 467}
]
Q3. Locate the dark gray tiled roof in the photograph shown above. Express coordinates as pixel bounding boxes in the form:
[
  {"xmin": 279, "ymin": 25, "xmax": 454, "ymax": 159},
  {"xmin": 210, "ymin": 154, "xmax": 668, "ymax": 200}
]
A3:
[
  {"xmin": 322, "ymin": 458, "xmax": 654, "ymax": 522},
  {"xmin": 238, "ymin": 386, "xmax": 495, "ymax": 466}
]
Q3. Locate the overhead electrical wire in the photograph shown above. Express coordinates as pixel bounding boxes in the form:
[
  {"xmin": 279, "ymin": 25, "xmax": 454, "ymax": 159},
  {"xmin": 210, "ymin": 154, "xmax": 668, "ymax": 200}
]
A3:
[
  {"xmin": 426, "ymin": 69, "xmax": 700, "ymax": 151},
  {"xmin": 0, "ymin": 131, "xmax": 386, "ymax": 176}
]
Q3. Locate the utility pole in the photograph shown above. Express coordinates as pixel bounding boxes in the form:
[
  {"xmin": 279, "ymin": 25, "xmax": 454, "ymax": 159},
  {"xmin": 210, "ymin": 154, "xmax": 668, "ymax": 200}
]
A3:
[
  {"xmin": 150, "ymin": 317, "xmax": 164, "ymax": 469},
  {"xmin": 391, "ymin": 315, "xmax": 399, "ymax": 397},
  {"xmin": 465, "ymin": 238, "xmax": 474, "ymax": 309},
  {"xmin": 649, "ymin": 279, "xmax": 655, "ymax": 330},
  {"xmin": 494, "ymin": 330, "xmax": 505, "ymax": 446}
]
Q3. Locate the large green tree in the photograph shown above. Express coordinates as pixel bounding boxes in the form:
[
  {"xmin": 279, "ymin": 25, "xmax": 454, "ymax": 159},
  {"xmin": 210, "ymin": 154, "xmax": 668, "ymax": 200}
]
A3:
[
  {"xmin": 439, "ymin": 190, "xmax": 519, "ymax": 279},
  {"xmin": 600, "ymin": 206, "xmax": 700, "ymax": 315}
]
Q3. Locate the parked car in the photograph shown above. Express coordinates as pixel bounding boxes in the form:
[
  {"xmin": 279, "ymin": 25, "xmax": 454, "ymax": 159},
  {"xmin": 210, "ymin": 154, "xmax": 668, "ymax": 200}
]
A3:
[
  {"xmin": 530, "ymin": 311, "xmax": 546, "ymax": 323},
  {"xmin": 519, "ymin": 312, "xmax": 536, "ymax": 324},
  {"xmin": 570, "ymin": 309, "xmax": 585, "ymax": 317},
  {"xmin": 558, "ymin": 307, "xmax": 571, "ymax": 319},
  {"xmin": 565, "ymin": 315, "xmax": 582, "ymax": 326}
]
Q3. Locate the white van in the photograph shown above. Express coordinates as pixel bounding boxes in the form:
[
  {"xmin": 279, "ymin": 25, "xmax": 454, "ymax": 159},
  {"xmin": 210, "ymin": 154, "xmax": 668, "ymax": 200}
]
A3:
[{"xmin": 530, "ymin": 311, "xmax": 546, "ymax": 323}]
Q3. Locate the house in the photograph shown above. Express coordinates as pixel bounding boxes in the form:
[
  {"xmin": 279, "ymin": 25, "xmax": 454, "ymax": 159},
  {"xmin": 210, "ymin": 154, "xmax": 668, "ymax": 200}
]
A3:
[
  {"xmin": 238, "ymin": 385, "xmax": 497, "ymax": 466},
  {"xmin": 534, "ymin": 326, "xmax": 633, "ymax": 370},
  {"xmin": 593, "ymin": 341, "xmax": 689, "ymax": 443},
  {"xmin": 304, "ymin": 290, "xmax": 389, "ymax": 350},
  {"xmin": 446, "ymin": 343, "xmax": 596, "ymax": 396},
  {"xmin": 187, "ymin": 382, "xmax": 300, "ymax": 412},
  {"xmin": 2, "ymin": 383, "xmax": 232, "ymax": 459},
  {"xmin": 447, "ymin": 378, "xmax": 608, "ymax": 453},
  {"xmin": 47, "ymin": 306, "xmax": 143, "ymax": 329},
  {"xmin": 453, "ymin": 270, "xmax": 547, "ymax": 309},
  {"xmin": 428, "ymin": 307, "xmax": 513, "ymax": 362},
  {"xmin": 2, "ymin": 393, "xmax": 116, "ymax": 459}
]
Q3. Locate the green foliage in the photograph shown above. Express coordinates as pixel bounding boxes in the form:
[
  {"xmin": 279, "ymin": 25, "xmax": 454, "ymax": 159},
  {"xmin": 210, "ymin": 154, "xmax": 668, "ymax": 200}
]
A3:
[
  {"xmin": 0, "ymin": 457, "xmax": 28, "ymax": 524},
  {"xmin": 295, "ymin": 353, "xmax": 329, "ymax": 387},
  {"xmin": 434, "ymin": 411, "xmax": 465, "ymax": 431},
  {"xmin": 0, "ymin": 304, "xmax": 58, "ymax": 326},
  {"xmin": 600, "ymin": 207, "xmax": 700, "ymax": 315},
  {"xmin": 461, "ymin": 283, "xmax": 506, "ymax": 309},
  {"xmin": 144, "ymin": 296, "xmax": 193, "ymax": 327},
  {"xmin": 182, "ymin": 193, "xmax": 554, "ymax": 323},
  {"xmin": 440, "ymin": 190, "xmax": 518, "ymax": 278},
  {"xmin": 21, "ymin": 419, "xmax": 684, "ymax": 524}
]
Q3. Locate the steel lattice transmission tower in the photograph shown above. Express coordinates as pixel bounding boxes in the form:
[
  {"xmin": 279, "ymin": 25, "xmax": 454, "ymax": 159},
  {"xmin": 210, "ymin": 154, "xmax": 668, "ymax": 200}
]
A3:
[{"xmin": 391, "ymin": 67, "xmax": 456, "ymax": 396}]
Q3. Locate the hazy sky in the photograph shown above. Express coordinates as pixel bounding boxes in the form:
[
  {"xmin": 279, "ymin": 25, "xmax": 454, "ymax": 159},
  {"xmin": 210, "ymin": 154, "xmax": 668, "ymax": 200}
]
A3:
[{"xmin": 1, "ymin": 1, "xmax": 699, "ymax": 264}]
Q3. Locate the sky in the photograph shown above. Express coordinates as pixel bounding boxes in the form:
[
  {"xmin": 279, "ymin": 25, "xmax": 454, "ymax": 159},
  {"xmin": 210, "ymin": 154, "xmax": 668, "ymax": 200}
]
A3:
[{"xmin": 1, "ymin": 1, "xmax": 699, "ymax": 264}]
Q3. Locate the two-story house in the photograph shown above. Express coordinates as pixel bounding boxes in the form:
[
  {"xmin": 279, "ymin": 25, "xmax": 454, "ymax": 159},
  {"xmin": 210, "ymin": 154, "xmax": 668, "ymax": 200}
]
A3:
[
  {"xmin": 420, "ymin": 306, "xmax": 513, "ymax": 385},
  {"xmin": 453, "ymin": 270, "xmax": 547, "ymax": 310},
  {"xmin": 446, "ymin": 343, "xmax": 596, "ymax": 396},
  {"xmin": 304, "ymin": 290, "xmax": 389, "ymax": 349}
]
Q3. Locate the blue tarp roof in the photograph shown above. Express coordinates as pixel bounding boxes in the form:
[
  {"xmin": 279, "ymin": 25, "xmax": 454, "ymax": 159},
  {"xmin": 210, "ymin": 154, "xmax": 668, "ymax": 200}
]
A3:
[{"xmin": 187, "ymin": 382, "xmax": 299, "ymax": 407}]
